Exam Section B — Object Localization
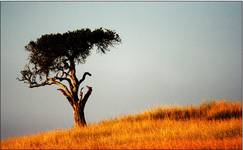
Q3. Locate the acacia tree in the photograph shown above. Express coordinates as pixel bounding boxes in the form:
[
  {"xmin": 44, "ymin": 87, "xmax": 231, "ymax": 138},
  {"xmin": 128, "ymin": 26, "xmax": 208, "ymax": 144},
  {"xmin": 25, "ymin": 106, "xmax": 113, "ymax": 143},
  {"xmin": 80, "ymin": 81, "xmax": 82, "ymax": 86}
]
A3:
[{"xmin": 18, "ymin": 28, "xmax": 121, "ymax": 127}]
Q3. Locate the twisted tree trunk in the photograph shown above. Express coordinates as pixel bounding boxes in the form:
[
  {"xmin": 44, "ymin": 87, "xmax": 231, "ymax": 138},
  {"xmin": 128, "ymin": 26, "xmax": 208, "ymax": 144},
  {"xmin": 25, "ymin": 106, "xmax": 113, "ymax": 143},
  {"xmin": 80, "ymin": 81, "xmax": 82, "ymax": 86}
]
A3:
[
  {"xmin": 64, "ymin": 59, "xmax": 93, "ymax": 128},
  {"xmin": 74, "ymin": 106, "xmax": 86, "ymax": 127},
  {"xmin": 73, "ymin": 86, "xmax": 92, "ymax": 127}
]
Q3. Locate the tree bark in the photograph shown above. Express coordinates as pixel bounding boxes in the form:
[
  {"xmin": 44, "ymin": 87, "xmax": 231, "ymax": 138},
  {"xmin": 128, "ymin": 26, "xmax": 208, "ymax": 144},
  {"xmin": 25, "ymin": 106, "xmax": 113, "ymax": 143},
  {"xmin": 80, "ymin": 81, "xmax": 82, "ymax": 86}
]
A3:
[
  {"xmin": 73, "ymin": 105, "xmax": 86, "ymax": 127},
  {"xmin": 73, "ymin": 86, "xmax": 92, "ymax": 128}
]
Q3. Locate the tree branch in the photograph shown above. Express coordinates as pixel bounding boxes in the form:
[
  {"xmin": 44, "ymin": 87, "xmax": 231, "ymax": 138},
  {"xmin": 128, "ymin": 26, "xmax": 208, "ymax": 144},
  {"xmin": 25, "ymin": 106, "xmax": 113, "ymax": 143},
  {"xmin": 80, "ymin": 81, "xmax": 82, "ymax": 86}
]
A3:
[
  {"xmin": 28, "ymin": 81, "xmax": 53, "ymax": 88},
  {"xmin": 78, "ymin": 72, "xmax": 92, "ymax": 85},
  {"xmin": 57, "ymin": 88, "xmax": 74, "ymax": 108},
  {"xmin": 51, "ymin": 78, "xmax": 72, "ymax": 97},
  {"xmin": 54, "ymin": 72, "xmax": 72, "ymax": 88},
  {"xmin": 17, "ymin": 75, "xmax": 54, "ymax": 88},
  {"xmin": 53, "ymin": 78, "xmax": 76, "ymax": 108},
  {"xmin": 69, "ymin": 58, "xmax": 79, "ymax": 92},
  {"xmin": 79, "ymin": 87, "xmax": 84, "ymax": 101},
  {"xmin": 54, "ymin": 76, "xmax": 71, "ymax": 83},
  {"xmin": 18, "ymin": 68, "xmax": 75, "ymax": 108},
  {"xmin": 79, "ymin": 86, "xmax": 92, "ymax": 109},
  {"xmin": 55, "ymin": 64, "xmax": 71, "ymax": 78}
]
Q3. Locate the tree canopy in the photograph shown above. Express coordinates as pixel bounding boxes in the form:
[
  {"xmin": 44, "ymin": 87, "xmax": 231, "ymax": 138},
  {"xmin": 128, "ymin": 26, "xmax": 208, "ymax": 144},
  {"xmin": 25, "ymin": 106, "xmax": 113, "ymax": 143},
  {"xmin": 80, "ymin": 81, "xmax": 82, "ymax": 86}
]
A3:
[{"xmin": 19, "ymin": 28, "xmax": 121, "ymax": 88}]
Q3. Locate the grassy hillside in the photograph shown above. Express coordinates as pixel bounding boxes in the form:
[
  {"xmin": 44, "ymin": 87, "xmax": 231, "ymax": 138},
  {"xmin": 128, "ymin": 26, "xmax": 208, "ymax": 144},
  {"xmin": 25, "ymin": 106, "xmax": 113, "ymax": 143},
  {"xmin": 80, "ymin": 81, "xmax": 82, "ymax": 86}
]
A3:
[{"xmin": 1, "ymin": 100, "xmax": 242, "ymax": 149}]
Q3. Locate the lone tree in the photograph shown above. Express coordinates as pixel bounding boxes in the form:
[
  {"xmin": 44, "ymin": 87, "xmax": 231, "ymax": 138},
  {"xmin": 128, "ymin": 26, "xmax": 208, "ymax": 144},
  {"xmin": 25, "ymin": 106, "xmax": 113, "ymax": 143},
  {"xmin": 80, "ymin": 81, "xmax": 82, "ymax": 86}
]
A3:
[{"xmin": 18, "ymin": 28, "xmax": 121, "ymax": 127}]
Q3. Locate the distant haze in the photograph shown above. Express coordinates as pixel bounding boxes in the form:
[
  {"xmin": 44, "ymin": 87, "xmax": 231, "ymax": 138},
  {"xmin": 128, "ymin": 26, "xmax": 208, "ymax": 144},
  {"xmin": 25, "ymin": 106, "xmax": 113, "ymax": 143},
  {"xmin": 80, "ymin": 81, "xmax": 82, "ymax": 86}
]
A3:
[{"xmin": 1, "ymin": 2, "xmax": 241, "ymax": 139}]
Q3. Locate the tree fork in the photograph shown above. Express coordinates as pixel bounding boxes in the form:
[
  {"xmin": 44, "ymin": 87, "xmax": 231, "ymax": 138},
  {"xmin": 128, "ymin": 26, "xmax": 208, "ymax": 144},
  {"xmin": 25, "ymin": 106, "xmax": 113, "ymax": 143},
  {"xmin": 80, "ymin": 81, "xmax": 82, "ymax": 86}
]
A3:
[{"xmin": 74, "ymin": 86, "xmax": 93, "ymax": 127}]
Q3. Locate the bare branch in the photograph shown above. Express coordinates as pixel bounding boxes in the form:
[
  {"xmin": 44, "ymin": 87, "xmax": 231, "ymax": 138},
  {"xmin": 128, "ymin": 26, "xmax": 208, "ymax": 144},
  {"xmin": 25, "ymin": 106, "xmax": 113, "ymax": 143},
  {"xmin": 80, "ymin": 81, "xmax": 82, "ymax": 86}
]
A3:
[
  {"xmin": 80, "ymin": 86, "xmax": 93, "ymax": 108},
  {"xmin": 50, "ymin": 79, "xmax": 72, "ymax": 97},
  {"xmin": 54, "ymin": 72, "xmax": 72, "ymax": 87},
  {"xmin": 78, "ymin": 72, "xmax": 92, "ymax": 85},
  {"xmin": 18, "ymin": 70, "xmax": 53, "ymax": 88},
  {"xmin": 57, "ymin": 88, "xmax": 74, "ymax": 108},
  {"xmin": 28, "ymin": 81, "xmax": 53, "ymax": 88},
  {"xmin": 55, "ymin": 64, "xmax": 71, "ymax": 78},
  {"xmin": 78, "ymin": 87, "xmax": 84, "ymax": 103}
]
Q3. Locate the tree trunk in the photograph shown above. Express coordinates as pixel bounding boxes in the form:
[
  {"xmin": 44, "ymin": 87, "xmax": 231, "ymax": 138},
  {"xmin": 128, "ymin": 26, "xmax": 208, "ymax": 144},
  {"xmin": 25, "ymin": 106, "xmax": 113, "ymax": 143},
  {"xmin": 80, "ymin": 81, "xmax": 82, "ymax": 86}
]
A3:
[
  {"xmin": 73, "ymin": 105, "xmax": 86, "ymax": 127},
  {"xmin": 72, "ymin": 85, "xmax": 92, "ymax": 128}
]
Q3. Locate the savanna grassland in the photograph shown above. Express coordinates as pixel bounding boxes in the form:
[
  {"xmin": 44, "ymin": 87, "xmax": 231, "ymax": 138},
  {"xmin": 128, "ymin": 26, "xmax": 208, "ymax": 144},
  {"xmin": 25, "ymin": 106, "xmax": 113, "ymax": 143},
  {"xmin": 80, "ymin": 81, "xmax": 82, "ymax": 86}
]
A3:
[{"xmin": 1, "ymin": 100, "xmax": 242, "ymax": 149}]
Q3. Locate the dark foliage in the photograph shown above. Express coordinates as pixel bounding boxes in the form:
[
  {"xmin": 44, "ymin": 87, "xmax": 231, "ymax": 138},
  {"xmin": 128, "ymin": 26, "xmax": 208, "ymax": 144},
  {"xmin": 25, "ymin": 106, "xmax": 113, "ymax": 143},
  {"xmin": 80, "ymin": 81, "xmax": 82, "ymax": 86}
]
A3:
[{"xmin": 18, "ymin": 28, "xmax": 121, "ymax": 88}]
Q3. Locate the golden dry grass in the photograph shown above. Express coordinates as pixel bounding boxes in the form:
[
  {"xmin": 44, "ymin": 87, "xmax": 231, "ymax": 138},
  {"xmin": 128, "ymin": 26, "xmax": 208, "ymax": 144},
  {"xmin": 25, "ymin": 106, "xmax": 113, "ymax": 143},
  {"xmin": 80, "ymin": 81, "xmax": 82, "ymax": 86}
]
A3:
[{"xmin": 1, "ymin": 100, "xmax": 242, "ymax": 149}]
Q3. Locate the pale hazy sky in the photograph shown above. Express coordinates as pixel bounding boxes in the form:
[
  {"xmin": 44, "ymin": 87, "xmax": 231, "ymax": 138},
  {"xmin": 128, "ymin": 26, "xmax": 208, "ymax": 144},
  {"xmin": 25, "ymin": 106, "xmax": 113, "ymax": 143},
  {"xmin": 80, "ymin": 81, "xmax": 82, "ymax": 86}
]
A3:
[{"xmin": 1, "ymin": 2, "xmax": 241, "ymax": 139}]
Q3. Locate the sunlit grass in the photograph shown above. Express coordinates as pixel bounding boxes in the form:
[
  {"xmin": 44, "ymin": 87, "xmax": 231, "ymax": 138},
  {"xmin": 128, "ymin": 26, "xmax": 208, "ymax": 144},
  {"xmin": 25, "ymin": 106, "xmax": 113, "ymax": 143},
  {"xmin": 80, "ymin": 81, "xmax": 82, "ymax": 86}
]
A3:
[
  {"xmin": 120, "ymin": 100, "xmax": 242, "ymax": 121},
  {"xmin": 1, "ymin": 100, "xmax": 242, "ymax": 149}
]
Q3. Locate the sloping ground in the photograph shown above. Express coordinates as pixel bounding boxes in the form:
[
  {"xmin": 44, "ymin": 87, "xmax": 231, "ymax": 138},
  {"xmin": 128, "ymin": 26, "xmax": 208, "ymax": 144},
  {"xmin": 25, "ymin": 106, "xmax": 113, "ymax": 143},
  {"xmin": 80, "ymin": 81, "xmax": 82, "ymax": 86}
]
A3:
[{"xmin": 1, "ymin": 100, "xmax": 242, "ymax": 149}]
